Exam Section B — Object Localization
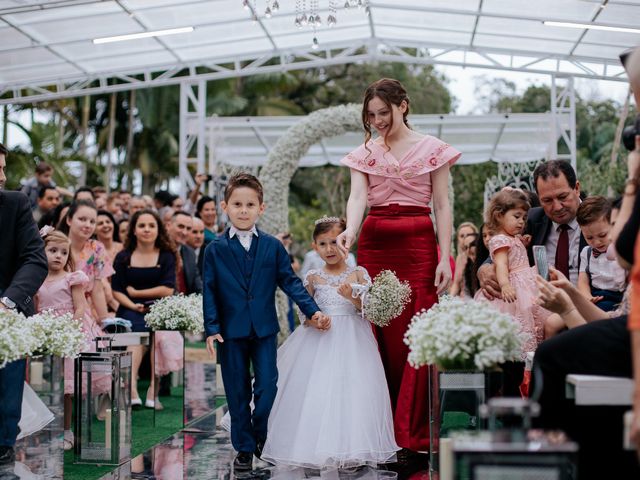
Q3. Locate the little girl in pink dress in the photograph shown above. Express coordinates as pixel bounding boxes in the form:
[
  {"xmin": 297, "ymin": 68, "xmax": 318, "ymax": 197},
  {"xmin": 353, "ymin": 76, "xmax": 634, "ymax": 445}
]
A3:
[
  {"xmin": 483, "ymin": 189, "xmax": 552, "ymax": 357},
  {"xmin": 36, "ymin": 228, "xmax": 110, "ymax": 450}
]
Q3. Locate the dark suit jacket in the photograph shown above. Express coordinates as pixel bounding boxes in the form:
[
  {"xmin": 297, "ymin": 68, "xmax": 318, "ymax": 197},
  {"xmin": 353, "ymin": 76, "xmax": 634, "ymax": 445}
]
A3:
[
  {"xmin": 525, "ymin": 207, "xmax": 587, "ymax": 269},
  {"xmin": 0, "ymin": 191, "xmax": 48, "ymax": 315},
  {"xmin": 203, "ymin": 228, "xmax": 320, "ymax": 340},
  {"xmin": 180, "ymin": 244, "xmax": 202, "ymax": 295}
]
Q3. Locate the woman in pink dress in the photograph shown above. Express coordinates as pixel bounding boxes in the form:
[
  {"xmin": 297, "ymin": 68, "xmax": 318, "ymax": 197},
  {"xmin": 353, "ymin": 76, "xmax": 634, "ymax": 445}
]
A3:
[
  {"xmin": 36, "ymin": 228, "xmax": 110, "ymax": 450},
  {"xmin": 59, "ymin": 200, "xmax": 114, "ymax": 323},
  {"xmin": 337, "ymin": 78, "xmax": 460, "ymax": 458}
]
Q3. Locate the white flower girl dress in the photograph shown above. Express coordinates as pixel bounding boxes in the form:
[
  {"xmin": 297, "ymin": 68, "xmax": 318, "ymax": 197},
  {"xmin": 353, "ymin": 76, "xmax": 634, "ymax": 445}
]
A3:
[{"xmin": 261, "ymin": 266, "xmax": 399, "ymax": 470}]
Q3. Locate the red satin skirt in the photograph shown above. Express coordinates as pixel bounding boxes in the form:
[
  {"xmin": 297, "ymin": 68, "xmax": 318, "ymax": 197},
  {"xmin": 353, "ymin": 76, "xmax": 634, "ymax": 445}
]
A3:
[{"xmin": 357, "ymin": 204, "xmax": 438, "ymax": 452}]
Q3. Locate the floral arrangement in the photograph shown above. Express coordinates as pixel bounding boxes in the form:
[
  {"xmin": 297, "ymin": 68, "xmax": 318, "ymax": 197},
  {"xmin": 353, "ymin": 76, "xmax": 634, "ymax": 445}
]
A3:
[
  {"xmin": 363, "ymin": 270, "xmax": 412, "ymax": 327},
  {"xmin": 1, "ymin": 310, "xmax": 86, "ymax": 366},
  {"xmin": 260, "ymin": 104, "xmax": 362, "ymax": 233},
  {"xmin": 26, "ymin": 310, "xmax": 85, "ymax": 358},
  {"xmin": 145, "ymin": 294, "xmax": 204, "ymax": 333},
  {"xmin": 404, "ymin": 296, "xmax": 525, "ymax": 371},
  {"xmin": 0, "ymin": 310, "xmax": 39, "ymax": 367}
]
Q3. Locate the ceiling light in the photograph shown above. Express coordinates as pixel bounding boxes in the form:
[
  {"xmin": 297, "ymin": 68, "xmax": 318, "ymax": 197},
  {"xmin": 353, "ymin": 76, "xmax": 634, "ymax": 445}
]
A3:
[
  {"xmin": 543, "ymin": 20, "xmax": 640, "ymax": 35},
  {"xmin": 93, "ymin": 26, "xmax": 194, "ymax": 45}
]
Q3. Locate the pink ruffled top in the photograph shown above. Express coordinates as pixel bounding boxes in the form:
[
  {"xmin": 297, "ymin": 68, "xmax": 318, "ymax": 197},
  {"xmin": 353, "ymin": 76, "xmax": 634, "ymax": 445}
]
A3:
[{"xmin": 340, "ymin": 135, "xmax": 461, "ymax": 207}]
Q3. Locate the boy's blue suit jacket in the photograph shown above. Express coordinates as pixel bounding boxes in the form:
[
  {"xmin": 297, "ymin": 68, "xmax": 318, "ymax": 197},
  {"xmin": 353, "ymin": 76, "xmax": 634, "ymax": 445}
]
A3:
[{"xmin": 203, "ymin": 228, "xmax": 320, "ymax": 339}]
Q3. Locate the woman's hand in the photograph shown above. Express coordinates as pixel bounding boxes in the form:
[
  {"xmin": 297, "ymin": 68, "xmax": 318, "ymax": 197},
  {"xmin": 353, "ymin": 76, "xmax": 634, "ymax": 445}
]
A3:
[
  {"xmin": 133, "ymin": 303, "xmax": 146, "ymax": 313},
  {"xmin": 126, "ymin": 286, "xmax": 139, "ymax": 298},
  {"xmin": 548, "ymin": 266, "xmax": 575, "ymax": 293},
  {"xmin": 501, "ymin": 284, "xmax": 517, "ymax": 303},
  {"xmin": 536, "ymin": 276, "xmax": 575, "ymax": 315},
  {"xmin": 336, "ymin": 228, "xmax": 356, "ymax": 258},
  {"xmin": 434, "ymin": 259, "xmax": 452, "ymax": 295}
]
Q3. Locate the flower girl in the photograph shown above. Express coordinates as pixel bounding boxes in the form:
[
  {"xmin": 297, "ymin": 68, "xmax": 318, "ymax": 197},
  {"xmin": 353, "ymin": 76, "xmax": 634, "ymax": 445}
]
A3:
[
  {"xmin": 261, "ymin": 217, "xmax": 399, "ymax": 470},
  {"xmin": 35, "ymin": 227, "xmax": 109, "ymax": 450},
  {"xmin": 483, "ymin": 189, "xmax": 552, "ymax": 356}
]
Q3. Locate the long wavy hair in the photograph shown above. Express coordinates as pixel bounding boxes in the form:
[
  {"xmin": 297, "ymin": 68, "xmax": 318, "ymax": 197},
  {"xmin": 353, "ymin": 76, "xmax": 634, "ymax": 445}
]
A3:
[
  {"xmin": 361, "ymin": 78, "xmax": 411, "ymax": 155},
  {"xmin": 124, "ymin": 209, "xmax": 177, "ymax": 257}
]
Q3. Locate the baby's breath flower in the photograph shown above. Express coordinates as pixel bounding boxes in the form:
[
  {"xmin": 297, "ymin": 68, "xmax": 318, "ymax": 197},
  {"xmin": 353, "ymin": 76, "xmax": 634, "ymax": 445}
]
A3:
[
  {"xmin": 0, "ymin": 310, "xmax": 38, "ymax": 367},
  {"xmin": 26, "ymin": 310, "xmax": 85, "ymax": 358},
  {"xmin": 404, "ymin": 296, "xmax": 525, "ymax": 371},
  {"xmin": 145, "ymin": 294, "xmax": 204, "ymax": 333},
  {"xmin": 364, "ymin": 270, "xmax": 412, "ymax": 327}
]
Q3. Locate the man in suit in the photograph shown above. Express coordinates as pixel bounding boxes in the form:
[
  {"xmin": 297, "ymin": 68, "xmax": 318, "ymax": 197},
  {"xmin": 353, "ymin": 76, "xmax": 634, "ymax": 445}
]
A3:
[
  {"xmin": 0, "ymin": 143, "xmax": 48, "ymax": 465},
  {"xmin": 203, "ymin": 173, "xmax": 329, "ymax": 472},
  {"xmin": 167, "ymin": 211, "xmax": 202, "ymax": 295},
  {"xmin": 187, "ymin": 216, "xmax": 206, "ymax": 275},
  {"xmin": 478, "ymin": 160, "xmax": 586, "ymax": 299}
]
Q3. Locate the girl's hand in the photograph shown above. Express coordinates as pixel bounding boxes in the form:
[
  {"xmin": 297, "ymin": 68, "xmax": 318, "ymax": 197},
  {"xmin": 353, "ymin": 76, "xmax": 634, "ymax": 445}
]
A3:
[
  {"xmin": 434, "ymin": 259, "xmax": 452, "ymax": 295},
  {"xmin": 589, "ymin": 295, "xmax": 604, "ymax": 304},
  {"xmin": 336, "ymin": 228, "xmax": 356, "ymax": 258},
  {"xmin": 501, "ymin": 284, "xmax": 517, "ymax": 303},
  {"xmin": 518, "ymin": 234, "xmax": 532, "ymax": 248},
  {"xmin": 337, "ymin": 283, "xmax": 353, "ymax": 300},
  {"xmin": 133, "ymin": 303, "xmax": 146, "ymax": 313}
]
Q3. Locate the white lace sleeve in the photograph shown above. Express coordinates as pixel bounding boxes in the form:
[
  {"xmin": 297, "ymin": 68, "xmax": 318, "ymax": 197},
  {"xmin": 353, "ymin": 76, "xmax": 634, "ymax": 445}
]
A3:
[
  {"xmin": 303, "ymin": 269, "xmax": 317, "ymax": 288},
  {"xmin": 356, "ymin": 266, "xmax": 372, "ymax": 287}
]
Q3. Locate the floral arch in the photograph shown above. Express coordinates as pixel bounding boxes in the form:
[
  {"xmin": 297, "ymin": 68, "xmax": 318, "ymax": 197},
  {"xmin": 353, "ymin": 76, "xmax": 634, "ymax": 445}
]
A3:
[{"xmin": 259, "ymin": 104, "xmax": 362, "ymax": 234}]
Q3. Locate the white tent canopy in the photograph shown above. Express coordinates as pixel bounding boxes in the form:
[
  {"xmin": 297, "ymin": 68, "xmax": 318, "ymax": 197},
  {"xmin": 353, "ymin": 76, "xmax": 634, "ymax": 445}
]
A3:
[
  {"xmin": 1, "ymin": 0, "xmax": 638, "ymax": 104},
  {"xmin": 195, "ymin": 112, "xmax": 561, "ymax": 168}
]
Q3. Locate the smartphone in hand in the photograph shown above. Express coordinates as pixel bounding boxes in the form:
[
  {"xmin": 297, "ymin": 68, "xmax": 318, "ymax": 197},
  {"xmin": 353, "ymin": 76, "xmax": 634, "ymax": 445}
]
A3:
[{"xmin": 533, "ymin": 246, "xmax": 549, "ymax": 281}]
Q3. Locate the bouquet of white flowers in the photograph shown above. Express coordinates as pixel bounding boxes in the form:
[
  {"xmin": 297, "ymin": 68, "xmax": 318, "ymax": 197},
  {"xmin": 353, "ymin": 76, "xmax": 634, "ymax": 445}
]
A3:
[
  {"xmin": 404, "ymin": 296, "xmax": 525, "ymax": 371},
  {"xmin": 363, "ymin": 270, "xmax": 412, "ymax": 327},
  {"xmin": 0, "ymin": 310, "xmax": 39, "ymax": 368},
  {"xmin": 26, "ymin": 310, "xmax": 85, "ymax": 358},
  {"xmin": 145, "ymin": 294, "xmax": 204, "ymax": 333}
]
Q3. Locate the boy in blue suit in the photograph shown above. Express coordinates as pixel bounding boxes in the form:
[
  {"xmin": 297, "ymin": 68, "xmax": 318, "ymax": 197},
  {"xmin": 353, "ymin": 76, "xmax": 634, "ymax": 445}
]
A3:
[{"xmin": 203, "ymin": 173, "xmax": 330, "ymax": 472}]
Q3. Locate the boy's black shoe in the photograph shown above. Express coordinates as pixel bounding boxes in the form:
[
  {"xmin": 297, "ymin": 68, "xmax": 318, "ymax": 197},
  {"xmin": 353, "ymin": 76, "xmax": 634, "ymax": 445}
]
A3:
[
  {"xmin": 0, "ymin": 446, "xmax": 15, "ymax": 465},
  {"xmin": 234, "ymin": 452, "xmax": 253, "ymax": 472}
]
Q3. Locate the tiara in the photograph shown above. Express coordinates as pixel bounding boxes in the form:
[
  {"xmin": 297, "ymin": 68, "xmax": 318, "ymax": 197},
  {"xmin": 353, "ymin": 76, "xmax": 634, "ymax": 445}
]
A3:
[{"xmin": 314, "ymin": 216, "xmax": 341, "ymax": 226}]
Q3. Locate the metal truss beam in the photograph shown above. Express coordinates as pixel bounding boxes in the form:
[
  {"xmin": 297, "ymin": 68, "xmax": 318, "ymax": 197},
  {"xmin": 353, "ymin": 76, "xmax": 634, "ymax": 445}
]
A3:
[{"xmin": 0, "ymin": 37, "xmax": 627, "ymax": 105}]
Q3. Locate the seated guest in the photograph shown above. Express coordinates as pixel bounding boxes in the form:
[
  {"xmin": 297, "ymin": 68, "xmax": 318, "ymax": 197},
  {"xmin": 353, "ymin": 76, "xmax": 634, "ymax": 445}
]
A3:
[
  {"xmin": 167, "ymin": 211, "xmax": 202, "ymax": 295},
  {"xmin": 96, "ymin": 210, "xmax": 123, "ymax": 262},
  {"xmin": 478, "ymin": 161, "xmax": 586, "ymax": 298},
  {"xmin": 73, "ymin": 186, "xmax": 95, "ymax": 203},
  {"xmin": 187, "ymin": 217, "xmax": 206, "ymax": 274},
  {"xmin": 39, "ymin": 200, "xmax": 70, "ymax": 229},
  {"xmin": 33, "ymin": 185, "xmax": 60, "ymax": 223},
  {"xmin": 450, "ymin": 231, "xmax": 479, "ymax": 297},
  {"xmin": 576, "ymin": 196, "xmax": 627, "ymax": 312},
  {"xmin": 106, "ymin": 192, "xmax": 124, "ymax": 222},
  {"xmin": 96, "ymin": 210, "xmax": 123, "ymax": 313},
  {"xmin": 119, "ymin": 190, "xmax": 131, "ymax": 219},
  {"xmin": 129, "ymin": 196, "xmax": 146, "ymax": 217},
  {"xmin": 111, "ymin": 209, "xmax": 176, "ymax": 407},
  {"xmin": 196, "ymin": 196, "xmax": 220, "ymax": 243},
  {"xmin": 118, "ymin": 219, "xmax": 129, "ymax": 245}
]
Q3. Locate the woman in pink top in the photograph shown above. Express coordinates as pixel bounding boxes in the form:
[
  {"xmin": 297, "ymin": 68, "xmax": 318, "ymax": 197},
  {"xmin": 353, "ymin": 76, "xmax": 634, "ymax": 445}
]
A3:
[{"xmin": 337, "ymin": 78, "xmax": 460, "ymax": 456}]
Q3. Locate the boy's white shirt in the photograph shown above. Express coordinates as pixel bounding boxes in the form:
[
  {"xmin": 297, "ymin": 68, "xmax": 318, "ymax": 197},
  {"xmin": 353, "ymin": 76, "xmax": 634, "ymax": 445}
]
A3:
[
  {"xmin": 579, "ymin": 245, "xmax": 628, "ymax": 292},
  {"xmin": 228, "ymin": 224, "xmax": 258, "ymax": 251}
]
